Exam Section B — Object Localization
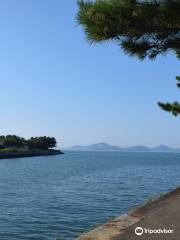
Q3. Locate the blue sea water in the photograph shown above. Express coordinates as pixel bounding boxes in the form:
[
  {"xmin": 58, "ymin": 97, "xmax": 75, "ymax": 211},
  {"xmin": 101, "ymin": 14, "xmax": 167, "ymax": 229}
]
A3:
[{"xmin": 0, "ymin": 151, "xmax": 180, "ymax": 240}]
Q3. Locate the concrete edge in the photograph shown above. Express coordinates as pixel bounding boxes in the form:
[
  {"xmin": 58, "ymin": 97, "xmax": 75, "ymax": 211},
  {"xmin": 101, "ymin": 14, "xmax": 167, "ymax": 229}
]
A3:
[{"xmin": 78, "ymin": 187, "xmax": 180, "ymax": 240}]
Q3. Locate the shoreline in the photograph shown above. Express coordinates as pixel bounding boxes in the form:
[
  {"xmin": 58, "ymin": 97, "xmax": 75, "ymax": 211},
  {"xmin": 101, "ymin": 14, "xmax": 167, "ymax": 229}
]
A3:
[
  {"xmin": 0, "ymin": 149, "xmax": 64, "ymax": 159},
  {"xmin": 78, "ymin": 187, "xmax": 180, "ymax": 240}
]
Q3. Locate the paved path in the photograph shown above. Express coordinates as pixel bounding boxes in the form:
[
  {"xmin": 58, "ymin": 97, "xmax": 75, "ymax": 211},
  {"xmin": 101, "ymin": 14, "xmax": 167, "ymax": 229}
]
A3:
[{"xmin": 78, "ymin": 187, "xmax": 180, "ymax": 240}]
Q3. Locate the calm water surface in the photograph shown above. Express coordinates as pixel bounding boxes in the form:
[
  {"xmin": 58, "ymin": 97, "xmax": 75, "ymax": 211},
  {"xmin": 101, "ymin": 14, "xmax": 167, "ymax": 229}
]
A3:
[{"xmin": 0, "ymin": 151, "xmax": 180, "ymax": 239}]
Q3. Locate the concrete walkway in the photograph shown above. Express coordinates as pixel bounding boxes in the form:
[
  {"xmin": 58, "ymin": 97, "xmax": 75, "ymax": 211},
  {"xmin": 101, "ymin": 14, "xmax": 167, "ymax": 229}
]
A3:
[{"xmin": 78, "ymin": 187, "xmax": 180, "ymax": 240}]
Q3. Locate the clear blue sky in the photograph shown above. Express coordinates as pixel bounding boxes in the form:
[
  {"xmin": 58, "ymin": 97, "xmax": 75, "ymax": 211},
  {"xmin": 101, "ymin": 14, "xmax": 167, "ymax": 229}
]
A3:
[{"xmin": 0, "ymin": 0, "xmax": 180, "ymax": 148}]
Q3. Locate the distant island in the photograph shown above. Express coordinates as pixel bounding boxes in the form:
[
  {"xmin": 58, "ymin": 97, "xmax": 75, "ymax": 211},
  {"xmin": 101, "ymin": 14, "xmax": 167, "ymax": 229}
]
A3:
[
  {"xmin": 0, "ymin": 135, "xmax": 63, "ymax": 159},
  {"xmin": 68, "ymin": 143, "xmax": 180, "ymax": 153}
]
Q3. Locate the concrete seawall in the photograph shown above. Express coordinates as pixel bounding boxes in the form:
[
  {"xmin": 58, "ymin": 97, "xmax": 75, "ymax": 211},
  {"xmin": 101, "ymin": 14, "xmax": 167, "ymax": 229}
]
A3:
[
  {"xmin": 0, "ymin": 150, "xmax": 63, "ymax": 159},
  {"xmin": 78, "ymin": 187, "xmax": 180, "ymax": 240}
]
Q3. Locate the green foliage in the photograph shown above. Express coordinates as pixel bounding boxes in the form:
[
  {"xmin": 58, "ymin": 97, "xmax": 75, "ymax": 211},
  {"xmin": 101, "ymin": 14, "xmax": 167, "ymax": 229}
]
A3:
[
  {"xmin": 0, "ymin": 135, "xmax": 5, "ymax": 145},
  {"xmin": 0, "ymin": 135, "xmax": 57, "ymax": 150},
  {"xmin": 158, "ymin": 98, "xmax": 180, "ymax": 116},
  {"xmin": 27, "ymin": 136, "xmax": 57, "ymax": 150},
  {"xmin": 77, "ymin": 0, "xmax": 180, "ymax": 115},
  {"xmin": 77, "ymin": 0, "xmax": 180, "ymax": 59},
  {"xmin": 3, "ymin": 135, "xmax": 25, "ymax": 148},
  {"xmin": 158, "ymin": 49, "xmax": 180, "ymax": 116}
]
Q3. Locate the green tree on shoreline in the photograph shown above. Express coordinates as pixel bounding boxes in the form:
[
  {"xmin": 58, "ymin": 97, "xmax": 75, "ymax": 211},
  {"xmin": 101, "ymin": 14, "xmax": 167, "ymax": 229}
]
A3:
[
  {"xmin": 0, "ymin": 135, "xmax": 57, "ymax": 150},
  {"xmin": 27, "ymin": 137, "xmax": 57, "ymax": 150},
  {"xmin": 77, "ymin": 0, "xmax": 180, "ymax": 115}
]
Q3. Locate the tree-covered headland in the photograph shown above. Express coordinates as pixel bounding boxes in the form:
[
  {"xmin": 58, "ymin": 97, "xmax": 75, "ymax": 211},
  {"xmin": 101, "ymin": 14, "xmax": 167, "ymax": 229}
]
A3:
[{"xmin": 77, "ymin": 0, "xmax": 180, "ymax": 116}]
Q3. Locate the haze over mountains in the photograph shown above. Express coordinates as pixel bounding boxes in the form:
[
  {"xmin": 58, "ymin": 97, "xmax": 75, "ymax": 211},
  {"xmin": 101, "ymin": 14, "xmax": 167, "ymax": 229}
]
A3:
[{"xmin": 68, "ymin": 143, "xmax": 180, "ymax": 152}]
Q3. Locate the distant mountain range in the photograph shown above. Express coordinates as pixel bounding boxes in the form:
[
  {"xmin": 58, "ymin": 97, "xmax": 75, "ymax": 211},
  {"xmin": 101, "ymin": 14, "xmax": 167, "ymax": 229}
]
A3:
[{"xmin": 68, "ymin": 143, "xmax": 180, "ymax": 152}]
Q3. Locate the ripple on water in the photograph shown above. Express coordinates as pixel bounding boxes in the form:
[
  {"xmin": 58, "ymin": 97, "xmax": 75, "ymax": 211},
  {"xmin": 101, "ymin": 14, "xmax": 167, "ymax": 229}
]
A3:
[{"xmin": 0, "ymin": 151, "xmax": 180, "ymax": 239}]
